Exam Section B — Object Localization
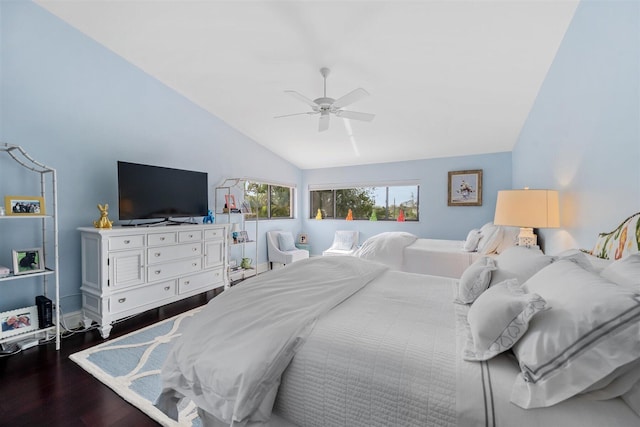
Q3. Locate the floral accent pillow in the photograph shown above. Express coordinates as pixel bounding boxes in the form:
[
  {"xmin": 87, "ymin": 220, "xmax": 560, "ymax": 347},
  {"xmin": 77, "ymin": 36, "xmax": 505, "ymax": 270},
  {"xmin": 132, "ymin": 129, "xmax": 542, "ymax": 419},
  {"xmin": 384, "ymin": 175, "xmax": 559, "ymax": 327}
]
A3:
[
  {"xmin": 463, "ymin": 279, "xmax": 548, "ymax": 361},
  {"xmin": 591, "ymin": 212, "xmax": 640, "ymax": 260}
]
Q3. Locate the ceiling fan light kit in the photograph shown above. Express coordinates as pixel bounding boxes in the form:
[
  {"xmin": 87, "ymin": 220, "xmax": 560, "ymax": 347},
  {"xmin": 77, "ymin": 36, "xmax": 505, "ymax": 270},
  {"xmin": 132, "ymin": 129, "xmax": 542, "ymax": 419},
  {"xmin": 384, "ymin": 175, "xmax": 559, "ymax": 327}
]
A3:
[{"xmin": 275, "ymin": 67, "xmax": 375, "ymax": 132}]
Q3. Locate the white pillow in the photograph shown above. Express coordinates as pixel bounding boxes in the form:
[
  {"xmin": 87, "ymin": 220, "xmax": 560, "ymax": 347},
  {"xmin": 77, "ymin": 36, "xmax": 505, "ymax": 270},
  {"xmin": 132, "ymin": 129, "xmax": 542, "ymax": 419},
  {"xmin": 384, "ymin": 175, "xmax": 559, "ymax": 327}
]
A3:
[
  {"xmin": 463, "ymin": 279, "xmax": 548, "ymax": 361},
  {"xmin": 477, "ymin": 223, "xmax": 503, "ymax": 254},
  {"xmin": 496, "ymin": 226, "xmax": 520, "ymax": 254},
  {"xmin": 353, "ymin": 232, "xmax": 418, "ymax": 270},
  {"xmin": 556, "ymin": 248, "xmax": 612, "ymax": 273},
  {"xmin": 277, "ymin": 232, "xmax": 296, "ymax": 251},
  {"xmin": 510, "ymin": 260, "xmax": 640, "ymax": 409},
  {"xmin": 623, "ymin": 381, "xmax": 640, "ymax": 417},
  {"xmin": 600, "ymin": 253, "xmax": 640, "ymax": 289},
  {"xmin": 463, "ymin": 229, "xmax": 482, "ymax": 252},
  {"xmin": 455, "ymin": 257, "xmax": 497, "ymax": 304},
  {"xmin": 581, "ymin": 359, "xmax": 640, "ymax": 400},
  {"xmin": 333, "ymin": 231, "xmax": 356, "ymax": 251},
  {"xmin": 489, "ymin": 246, "xmax": 554, "ymax": 287}
]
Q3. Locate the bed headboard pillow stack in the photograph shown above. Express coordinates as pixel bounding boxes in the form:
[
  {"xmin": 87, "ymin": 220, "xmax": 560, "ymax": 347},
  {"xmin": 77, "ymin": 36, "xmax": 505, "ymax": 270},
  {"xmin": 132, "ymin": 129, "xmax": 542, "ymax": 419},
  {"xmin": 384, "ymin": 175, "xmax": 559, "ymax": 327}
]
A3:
[
  {"xmin": 465, "ymin": 223, "xmax": 521, "ymax": 254},
  {"xmin": 460, "ymin": 246, "xmax": 640, "ymax": 414}
]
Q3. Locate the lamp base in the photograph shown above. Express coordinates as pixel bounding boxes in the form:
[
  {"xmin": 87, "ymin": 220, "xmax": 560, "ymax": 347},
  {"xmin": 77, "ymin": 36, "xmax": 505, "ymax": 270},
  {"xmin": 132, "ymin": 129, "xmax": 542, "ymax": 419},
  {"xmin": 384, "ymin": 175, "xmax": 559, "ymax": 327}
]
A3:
[{"xmin": 518, "ymin": 227, "xmax": 537, "ymax": 247}]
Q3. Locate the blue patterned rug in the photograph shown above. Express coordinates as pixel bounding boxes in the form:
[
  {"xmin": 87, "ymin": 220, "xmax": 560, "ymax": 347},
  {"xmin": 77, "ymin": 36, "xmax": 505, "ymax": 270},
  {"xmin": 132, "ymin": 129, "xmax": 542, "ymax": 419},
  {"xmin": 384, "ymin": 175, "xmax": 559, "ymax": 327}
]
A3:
[{"xmin": 70, "ymin": 308, "xmax": 203, "ymax": 427}]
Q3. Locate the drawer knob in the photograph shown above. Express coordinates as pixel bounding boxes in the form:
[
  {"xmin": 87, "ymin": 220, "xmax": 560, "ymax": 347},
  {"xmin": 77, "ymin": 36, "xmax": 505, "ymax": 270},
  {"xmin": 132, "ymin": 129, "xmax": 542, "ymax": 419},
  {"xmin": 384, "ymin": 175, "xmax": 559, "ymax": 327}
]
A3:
[
  {"xmin": 192, "ymin": 263, "xmax": 197, "ymax": 266},
  {"xmin": 124, "ymin": 240, "xmax": 130, "ymax": 244},
  {"xmin": 118, "ymin": 298, "xmax": 126, "ymax": 303},
  {"xmin": 155, "ymin": 270, "xmax": 161, "ymax": 275},
  {"xmin": 192, "ymin": 248, "xmax": 197, "ymax": 251},
  {"xmin": 184, "ymin": 281, "xmax": 190, "ymax": 285},
  {"xmin": 164, "ymin": 286, "xmax": 170, "ymax": 291},
  {"xmin": 155, "ymin": 252, "xmax": 161, "ymax": 257},
  {"xmin": 189, "ymin": 234, "xmax": 193, "ymax": 238},
  {"xmin": 160, "ymin": 237, "xmax": 165, "ymax": 241}
]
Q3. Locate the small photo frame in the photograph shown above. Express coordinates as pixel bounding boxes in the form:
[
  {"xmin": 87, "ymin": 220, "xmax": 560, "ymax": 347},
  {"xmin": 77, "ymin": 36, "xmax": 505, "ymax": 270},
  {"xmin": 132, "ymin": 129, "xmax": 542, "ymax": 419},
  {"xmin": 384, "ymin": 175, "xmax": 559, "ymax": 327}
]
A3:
[
  {"xmin": 240, "ymin": 200, "xmax": 252, "ymax": 214},
  {"xmin": 238, "ymin": 230, "xmax": 249, "ymax": 243},
  {"xmin": 0, "ymin": 306, "xmax": 39, "ymax": 339},
  {"xmin": 448, "ymin": 170, "xmax": 483, "ymax": 206},
  {"xmin": 4, "ymin": 196, "xmax": 45, "ymax": 216},
  {"xmin": 299, "ymin": 233, "xmax": 308, "ymax": 244},
  {"xmin": 224, "ymin": 194, "xmax": 237, "ymax": 210},
  {"xmin": 12, "ymin": 248, "xmax": 44, "ymax": 275}
]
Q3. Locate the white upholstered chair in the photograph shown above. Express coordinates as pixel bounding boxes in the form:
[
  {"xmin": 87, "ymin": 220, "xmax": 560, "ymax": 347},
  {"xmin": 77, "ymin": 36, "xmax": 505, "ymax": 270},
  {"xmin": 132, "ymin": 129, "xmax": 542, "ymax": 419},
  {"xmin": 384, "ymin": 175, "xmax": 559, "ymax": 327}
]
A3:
[
  {"xmin": 322, "ymin": 230, "xmax": 359, "ymax": 256},
  {"xmin": 266, "ymin": 230, "xmax": 309, "ymax": 269}
]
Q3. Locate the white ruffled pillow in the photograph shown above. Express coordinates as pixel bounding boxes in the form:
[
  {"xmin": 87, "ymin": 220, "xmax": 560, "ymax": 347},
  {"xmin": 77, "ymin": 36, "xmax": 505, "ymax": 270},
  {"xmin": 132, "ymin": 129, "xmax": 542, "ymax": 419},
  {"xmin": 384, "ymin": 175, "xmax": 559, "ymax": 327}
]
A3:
[
  {"xmin": 463, "ymin": 279, "xmax": 547, "ymax": 361},
  {"xmin": 496, "ymin": 226, "xmax": 520, "ymax": 254},
  {"xmin": 354, "ymin": 232, "xmax": 418, "ymax": 270},
  {"xmin": 600, "ymin": 253, "xmax": 640, "ymax": 289},
  {"xmin": 511, "ymin": 260, "xmax": 640, "ymax": 409},
  {"xmin": 455, "ymin": 256, "xmax": 497, "ymax": 304},
  {"xmin": 477, "ymin": 223, "xmax": 504, "ymax": 255},
  {"xmin": 463, "ymin": 229, "xmax": 482, "ymax": 252}
]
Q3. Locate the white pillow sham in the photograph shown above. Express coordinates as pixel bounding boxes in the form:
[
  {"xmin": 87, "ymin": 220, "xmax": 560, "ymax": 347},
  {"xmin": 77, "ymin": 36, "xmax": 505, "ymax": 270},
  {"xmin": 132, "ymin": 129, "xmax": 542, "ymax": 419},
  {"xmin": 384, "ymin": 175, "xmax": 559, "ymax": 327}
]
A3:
[
  {"xmin": 353, "ymin": 232, "xmax": 418, "ymax": 270},
  {"xmin": 600, "ymin": 253, "xmax": 640, "ymax": 289},
  {"xmin": 511, "ymin": 260, "xmax": 640, "ymax": 409},
  {"xmin": 463, "ymin": 279, "xmax": 547, "ymax": 361},
  {"xmin": 455, "ymin": 256, "xmax": 497, "ymax": 304},
  {"xmin": 463, "ymin": 229, "xmax": 482, "ymax": 252},
  {"xmin": 489, "ymin": 246, "xmax": 554, "ymax": 287}
]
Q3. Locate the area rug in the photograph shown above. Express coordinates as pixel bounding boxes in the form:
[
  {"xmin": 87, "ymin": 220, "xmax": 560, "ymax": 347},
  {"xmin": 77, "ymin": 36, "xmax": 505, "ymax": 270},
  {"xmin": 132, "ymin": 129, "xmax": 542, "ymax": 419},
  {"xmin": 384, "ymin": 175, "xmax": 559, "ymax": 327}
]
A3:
[{"xmin": 69, "ymin": 308, "xmax": 203, "ymax": 427}]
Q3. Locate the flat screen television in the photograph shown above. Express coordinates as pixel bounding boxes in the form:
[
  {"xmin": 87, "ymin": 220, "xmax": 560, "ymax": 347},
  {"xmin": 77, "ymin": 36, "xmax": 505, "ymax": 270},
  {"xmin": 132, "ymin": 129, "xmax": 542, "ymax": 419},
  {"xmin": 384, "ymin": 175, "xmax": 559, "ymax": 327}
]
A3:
[{"xmin": 117, "ymin": 161, "xmax": 208, "ymax": 221}]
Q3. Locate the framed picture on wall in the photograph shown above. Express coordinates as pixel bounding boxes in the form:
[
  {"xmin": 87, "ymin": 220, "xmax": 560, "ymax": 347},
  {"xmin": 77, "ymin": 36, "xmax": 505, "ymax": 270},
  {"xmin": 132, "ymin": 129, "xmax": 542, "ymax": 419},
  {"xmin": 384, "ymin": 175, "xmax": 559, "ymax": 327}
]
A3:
[{"xmin": 448, "ymin": 170, "xmax": 482, "ymax": 206}]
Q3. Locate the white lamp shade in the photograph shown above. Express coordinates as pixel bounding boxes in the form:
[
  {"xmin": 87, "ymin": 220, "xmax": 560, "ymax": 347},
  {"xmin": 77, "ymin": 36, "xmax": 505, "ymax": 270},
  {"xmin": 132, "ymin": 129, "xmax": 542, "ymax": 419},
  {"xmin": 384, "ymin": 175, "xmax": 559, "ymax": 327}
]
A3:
[
  {"xmin": 494, "ymin": 189, "xmax": 560, "ymax": 228},
  {"xmin": 231, "ymin": 223, "xmax": 240, "ymax": 232}
]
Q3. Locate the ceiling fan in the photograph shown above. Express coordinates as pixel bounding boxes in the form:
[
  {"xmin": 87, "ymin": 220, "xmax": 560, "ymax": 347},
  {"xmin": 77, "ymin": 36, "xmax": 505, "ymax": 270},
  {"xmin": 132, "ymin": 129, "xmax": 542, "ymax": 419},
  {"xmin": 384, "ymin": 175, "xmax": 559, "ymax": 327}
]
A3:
[{"xmin": 275, "ymin": 67, "xmax": 375, "ymax": 132}]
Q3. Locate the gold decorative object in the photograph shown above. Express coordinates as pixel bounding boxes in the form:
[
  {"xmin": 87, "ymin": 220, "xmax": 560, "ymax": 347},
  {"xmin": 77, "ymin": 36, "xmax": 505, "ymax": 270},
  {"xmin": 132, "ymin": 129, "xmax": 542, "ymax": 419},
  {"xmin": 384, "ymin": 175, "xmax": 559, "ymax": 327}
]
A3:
[
  {"xmin": 93, "ymin": 203, "xmax": 114, "ymax": 229},
  {"xmin": 315, "ymin": 209, "xmax": 323, "ymax": 220}
]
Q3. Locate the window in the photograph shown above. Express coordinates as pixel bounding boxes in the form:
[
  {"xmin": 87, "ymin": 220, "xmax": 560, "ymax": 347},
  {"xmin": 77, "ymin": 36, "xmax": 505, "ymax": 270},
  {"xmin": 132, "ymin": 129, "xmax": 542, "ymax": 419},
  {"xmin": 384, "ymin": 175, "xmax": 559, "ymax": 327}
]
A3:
[
  {"xmin": 245, "ymin": 181, "xmax": 293, "ymax": 219},
  {"xmin": 310, "ymin": 184, "xmax": 419, "ymax": 221}
]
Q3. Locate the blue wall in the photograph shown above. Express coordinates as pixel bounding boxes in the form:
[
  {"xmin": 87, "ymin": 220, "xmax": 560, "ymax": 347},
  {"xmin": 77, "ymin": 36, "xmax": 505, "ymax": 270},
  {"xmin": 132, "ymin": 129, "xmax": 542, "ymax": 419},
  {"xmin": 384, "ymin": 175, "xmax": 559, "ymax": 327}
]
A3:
[
  {"xmin": 301, "ymin": 152, "xmax": 512, "ymax": 254},
  {"xmin": 512, "ymin": 0, "xmax": 640, "ymax": 254},
  {"xmin": 0, "ymin": 2, "xmax": 302, "ymax": 313}
]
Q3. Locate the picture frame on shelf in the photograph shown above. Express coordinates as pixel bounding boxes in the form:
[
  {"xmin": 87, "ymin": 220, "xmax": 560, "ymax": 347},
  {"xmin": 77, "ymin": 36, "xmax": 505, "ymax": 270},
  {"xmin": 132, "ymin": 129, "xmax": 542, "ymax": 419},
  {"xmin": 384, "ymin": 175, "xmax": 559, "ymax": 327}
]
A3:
[
  {"xmin": 448, "ymin": 169, "xmax": 483, "ymax": 206},
  {"xmin": 0, "ymin": 306, "xmax": 39, "ymax": 339},
  {"xmin": 4, "ymin": 195, "xmax": 45, "ymax": 216},
  {"xmin": 238, "ymin": 230, "xmax": 249, "ymax": 243},
  {"xmin": 224, "ymin": 194, "xmax": 237, "ymax": 210},
  {"xmin": 240, "ymin": 200, "xmax": 252, "ymax": 214},
  {"xmin": 12, "ymin": 248, "xmax": 44, "ymax": 275}
]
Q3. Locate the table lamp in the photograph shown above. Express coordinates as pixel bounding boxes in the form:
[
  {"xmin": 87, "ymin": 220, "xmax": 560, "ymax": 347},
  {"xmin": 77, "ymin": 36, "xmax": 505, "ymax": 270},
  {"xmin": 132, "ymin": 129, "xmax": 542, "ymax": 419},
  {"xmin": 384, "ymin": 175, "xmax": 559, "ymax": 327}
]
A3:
[{"xmin": 493, "ymin": 188, "xmax": 560, "ymax": 247}]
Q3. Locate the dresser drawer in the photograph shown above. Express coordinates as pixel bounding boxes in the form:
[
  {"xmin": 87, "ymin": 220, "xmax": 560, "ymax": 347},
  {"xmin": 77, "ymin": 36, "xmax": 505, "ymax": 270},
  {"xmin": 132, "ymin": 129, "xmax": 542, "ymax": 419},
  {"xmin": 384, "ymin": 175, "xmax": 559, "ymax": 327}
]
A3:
[
  {"xmin": 109, "ymin": 280, "xmax": 176, "ymax": 314},
  {"xmin": 179, "ymin": 230, "xmax": 202, "ymax": 242},
  {"xmin": 179, "ymin": 268, "xmax": 224, "ymax": 294},
  {"xmin": 204, "ymin": 228, "xmax": 224, "ymax": 240},
  {"xmin": 147, "ymin": 257, "xmax": 202, "ymax": 281},
  {"xmin": 109, "ymin": 235, "xmax": 144, "ymax": 251},
  {"xmin": 147, "ymin": 243, "xmax": 202, "ymax": 265},
  {"xmin": 148, "ymin": 232, "xmax": 177, "ymax": 246}
]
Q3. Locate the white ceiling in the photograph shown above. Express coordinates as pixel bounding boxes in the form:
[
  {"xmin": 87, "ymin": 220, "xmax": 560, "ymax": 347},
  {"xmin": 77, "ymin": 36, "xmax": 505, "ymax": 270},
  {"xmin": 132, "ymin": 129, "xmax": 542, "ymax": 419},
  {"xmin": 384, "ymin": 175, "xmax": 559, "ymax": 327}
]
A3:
[{"xmin": 36, "ymin": 0, "xmax": 579, "ymax": 170}]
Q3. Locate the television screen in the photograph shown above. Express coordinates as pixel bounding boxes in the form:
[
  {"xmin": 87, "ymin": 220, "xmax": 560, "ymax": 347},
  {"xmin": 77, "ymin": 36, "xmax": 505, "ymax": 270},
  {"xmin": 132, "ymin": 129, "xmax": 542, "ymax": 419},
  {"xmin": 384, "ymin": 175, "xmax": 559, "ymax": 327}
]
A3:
[{"xmin": 117, "ymin": 161, "xmax": 208, "ymax": 220}]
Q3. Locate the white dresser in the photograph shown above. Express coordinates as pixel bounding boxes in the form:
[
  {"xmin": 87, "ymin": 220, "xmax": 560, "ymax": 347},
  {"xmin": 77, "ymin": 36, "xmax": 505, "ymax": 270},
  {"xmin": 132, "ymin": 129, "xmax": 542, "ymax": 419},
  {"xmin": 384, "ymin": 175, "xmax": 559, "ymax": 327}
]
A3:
[{"xmin": 78, "ymin": 224, "xmax": 228, "ymax": 338}]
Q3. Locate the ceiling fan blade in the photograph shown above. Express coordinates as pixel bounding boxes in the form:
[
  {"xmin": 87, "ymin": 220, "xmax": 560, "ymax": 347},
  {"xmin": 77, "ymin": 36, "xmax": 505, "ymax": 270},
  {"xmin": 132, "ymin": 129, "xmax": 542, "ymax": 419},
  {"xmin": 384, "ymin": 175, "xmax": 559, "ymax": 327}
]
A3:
[
  {"xmin": 335, "ymin": 110, "xmax": 375, "ymax": 122},
  {"xmin": 285, "ymin": 90, "xmax": 319, "ymax": 109},
  {"xmin": 274, "ymin": 111, "xmax": 317, "ymax": 119},
  {"xmin": 319, "ymin": 113, "xmax": 330, "ymax": 132},
  {"xmin": 332, "ymin": 88, "xmax": 369, "ymax": 109}
]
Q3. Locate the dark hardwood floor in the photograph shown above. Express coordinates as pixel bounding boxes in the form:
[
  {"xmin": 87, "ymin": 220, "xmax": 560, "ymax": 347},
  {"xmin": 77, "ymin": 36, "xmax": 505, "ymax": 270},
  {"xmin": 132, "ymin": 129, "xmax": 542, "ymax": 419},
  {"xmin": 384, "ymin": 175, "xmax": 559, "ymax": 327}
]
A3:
[{"xmin": 0, "ymin": 290, "xmax": 221, "ymax": 427}]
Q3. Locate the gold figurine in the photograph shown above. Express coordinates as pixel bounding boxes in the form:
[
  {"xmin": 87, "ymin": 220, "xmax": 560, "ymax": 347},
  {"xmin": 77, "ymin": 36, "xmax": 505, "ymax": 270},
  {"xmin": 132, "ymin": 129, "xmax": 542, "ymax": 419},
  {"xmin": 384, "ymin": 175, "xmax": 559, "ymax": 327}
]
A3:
[{"xmin": 94, "ymin": 203, "xmax": 114, "ymax": 229}]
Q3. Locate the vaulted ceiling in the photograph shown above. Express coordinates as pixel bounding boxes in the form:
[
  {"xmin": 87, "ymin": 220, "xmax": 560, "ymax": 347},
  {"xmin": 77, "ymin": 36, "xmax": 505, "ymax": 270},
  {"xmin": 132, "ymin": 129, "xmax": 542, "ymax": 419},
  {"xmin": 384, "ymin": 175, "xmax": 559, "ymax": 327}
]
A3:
[{"xmin": 36, "ymin": 0, "xmax": 579, "ymax": 169}]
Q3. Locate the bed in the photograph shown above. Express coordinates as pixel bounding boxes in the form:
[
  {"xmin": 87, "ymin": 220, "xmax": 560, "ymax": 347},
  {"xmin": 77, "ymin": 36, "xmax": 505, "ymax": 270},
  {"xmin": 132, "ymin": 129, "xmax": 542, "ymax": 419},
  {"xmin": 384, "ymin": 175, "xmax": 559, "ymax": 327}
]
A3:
[
  {"xmin": 353, "ymin": 224, "xmax": 519, "ymax": 278},
  {"xmin": 157, "ymin": 251, "xmax": 640, "ymax": 427}
]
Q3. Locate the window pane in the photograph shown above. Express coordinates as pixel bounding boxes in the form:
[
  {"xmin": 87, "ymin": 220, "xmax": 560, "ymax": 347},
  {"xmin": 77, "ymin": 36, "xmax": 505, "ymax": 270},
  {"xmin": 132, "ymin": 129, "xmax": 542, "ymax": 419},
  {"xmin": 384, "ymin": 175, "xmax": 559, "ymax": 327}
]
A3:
[
  {"xmin": 310, "ymin": 190, "xmax": 334, "ymax": 219},
  {"xmin": 336, "ymin": 188, "xmax": 376, "ymax": 220},
  {"xmin": 270, "ymin": 185, "xmax": 292, "ymax": 218},
  {"xmin": 245, "ymin": 182, "xmax": 267, "ymax": 219},
  {"xmin": 388, "ymin": 185, "xmax": 419, "ymax": 220}
]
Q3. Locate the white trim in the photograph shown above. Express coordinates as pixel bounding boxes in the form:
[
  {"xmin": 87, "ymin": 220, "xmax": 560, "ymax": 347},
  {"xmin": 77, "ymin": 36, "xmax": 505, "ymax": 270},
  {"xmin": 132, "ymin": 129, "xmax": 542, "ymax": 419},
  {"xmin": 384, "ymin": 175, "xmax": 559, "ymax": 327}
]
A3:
[{"xmin": 308, "ymin": 179, "xmax": 420, "ymax": 191}]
